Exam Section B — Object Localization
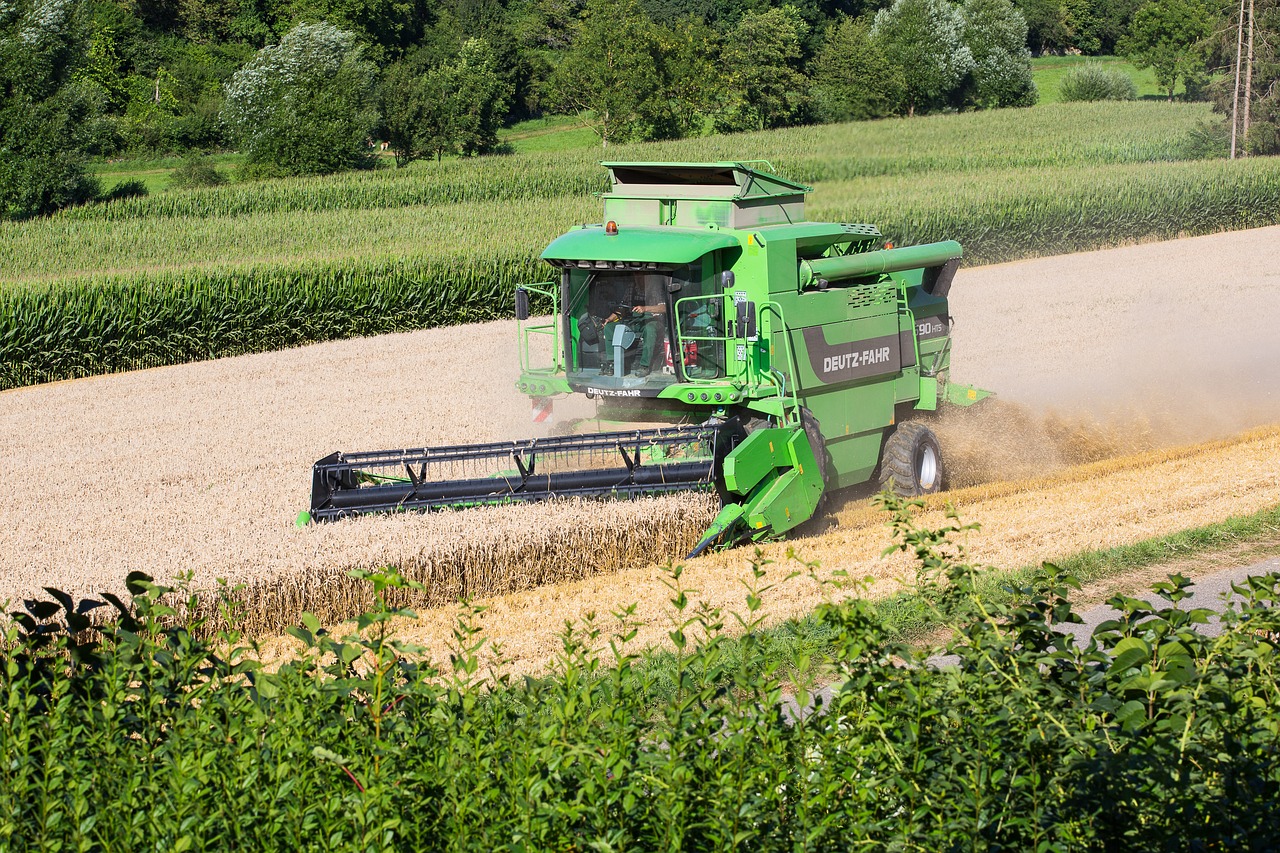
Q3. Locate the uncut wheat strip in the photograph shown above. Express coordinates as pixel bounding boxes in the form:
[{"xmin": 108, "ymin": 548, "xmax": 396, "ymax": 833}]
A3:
[
  {"xmin": 186, "ymin": 494, "xmax": 718, "ymax": 637},
  {"xmin": 368, "ymin": 427, "xmax": 1280, "ymax": 677}
]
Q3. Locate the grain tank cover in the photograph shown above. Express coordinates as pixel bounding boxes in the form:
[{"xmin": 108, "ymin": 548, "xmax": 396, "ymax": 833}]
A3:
[{"xmin": 601, "ymin": 161, "xmax": 812, "ymax": 230}]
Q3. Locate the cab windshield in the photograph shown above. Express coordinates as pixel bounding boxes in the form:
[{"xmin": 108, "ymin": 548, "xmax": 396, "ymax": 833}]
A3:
[{"xmin": 565, "ymin": 264, "xmax": 725, "ymax": 389}]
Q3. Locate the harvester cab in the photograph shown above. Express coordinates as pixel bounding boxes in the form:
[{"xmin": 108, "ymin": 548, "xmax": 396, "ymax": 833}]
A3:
[{"xmin": 305, "ymin": 161, "xmax": 991, "ymax": 555}]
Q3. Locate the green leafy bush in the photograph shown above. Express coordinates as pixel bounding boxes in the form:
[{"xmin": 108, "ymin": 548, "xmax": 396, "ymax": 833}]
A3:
[
  {"xmin": 1180, "ymin": 119, "xmax": 1231, "ymax": 159},
  {"xmin": 167, "ymin": 154, "xmax": 227, "ymax": 189},
  {"xmin": 1059, "ymin": 63, "xmax": 1138, "ymax": 102},
  {"xmin": 2, "ymin": 495, "xmax": 1277, "ymax": 849},
  {"xmin": 99, "ymin": 178, "xmax": 148, "ymax": 202}
]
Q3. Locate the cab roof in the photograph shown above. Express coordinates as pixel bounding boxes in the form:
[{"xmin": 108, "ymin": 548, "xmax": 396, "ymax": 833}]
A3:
[{"xmin": 541, "ymin": 224, "xmax": 741, "ymax": 266}]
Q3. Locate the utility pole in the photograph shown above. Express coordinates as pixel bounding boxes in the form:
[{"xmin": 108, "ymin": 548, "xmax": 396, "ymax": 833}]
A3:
[
  {"xmin": 1244, "ymin": 0, "xmax": 1255, "ymax": 156},
  {"xmin": 1231, "ymin": 0, "xmax": 1246, "ymax": 158}
]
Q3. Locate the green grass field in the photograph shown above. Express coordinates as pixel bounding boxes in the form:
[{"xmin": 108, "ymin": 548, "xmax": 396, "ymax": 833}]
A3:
[
  {"xmin": 499, "ymin": 114, "xmax": 602, "ymax": 153},
  {"xmin": 1031, "ymin": 55, "xmax": 1170, "ymax": 103},
  {"xmin": 95, "ymin": 152, "xmax": 248, "ymax": 195},
  {"xmin": 18, "ymin": 98, "xmax": 1272, "ymax": 390}
]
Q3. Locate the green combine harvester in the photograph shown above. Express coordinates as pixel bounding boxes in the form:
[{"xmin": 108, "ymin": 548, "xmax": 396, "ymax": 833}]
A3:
[{"xmin": 305, "ymin": 161, "xmax": 989, "ymax": 555}]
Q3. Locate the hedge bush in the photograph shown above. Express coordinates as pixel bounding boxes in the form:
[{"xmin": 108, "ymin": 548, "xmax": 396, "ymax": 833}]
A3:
[
  {"xmin": 3, "ymin": 494, "xmax": 1278, "ymax": 850},
  {"xmin": 1059, "ymin": 63, "xmax": 1138, "ymax": 102}
]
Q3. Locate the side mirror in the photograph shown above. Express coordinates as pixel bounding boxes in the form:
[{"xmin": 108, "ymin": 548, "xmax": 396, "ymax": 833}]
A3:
[
  {"xmin": 720, "ymin": 270, "xmax": 735, "ymax": 289},
  {"xmin": 515, "ymin": 287, "xmax": 530, "ymax": 321},
  {"xmin": 736, "ymin": 300, "xmax": 757, "ymax": 340}
]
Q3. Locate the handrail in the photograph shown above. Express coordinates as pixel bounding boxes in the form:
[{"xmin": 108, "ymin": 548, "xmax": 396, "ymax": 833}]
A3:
[
  {"xmin": 759, "ymin": 300, "xmax": 802, "ymax": 425},
  {"xmin": 897, "ymin": 282, "xmax": 922, "ymax": 373},
  {"xmin": 516, "ymin": 282, "xmax": 561, "ymax": 373}
]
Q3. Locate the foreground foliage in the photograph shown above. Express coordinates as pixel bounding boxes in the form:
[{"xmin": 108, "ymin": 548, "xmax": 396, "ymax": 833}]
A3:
[{"xmin": 3, "ymin": 496, "xmax": 1278, "ymax": 850}]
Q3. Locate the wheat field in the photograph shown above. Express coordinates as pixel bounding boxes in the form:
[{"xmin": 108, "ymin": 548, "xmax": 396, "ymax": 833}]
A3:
[{"xmin": 3, "ymin": 227, "xmax": 1279, "ymax": 658}]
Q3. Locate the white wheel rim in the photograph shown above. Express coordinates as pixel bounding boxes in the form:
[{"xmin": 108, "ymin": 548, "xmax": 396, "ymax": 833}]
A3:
[{"xmin": 918, "ymin": 445, "xmax": 939, "ymax": 491}]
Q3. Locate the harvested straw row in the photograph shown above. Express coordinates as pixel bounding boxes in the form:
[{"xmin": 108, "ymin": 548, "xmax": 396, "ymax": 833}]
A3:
[{"xmin": 375, "ymin": 425, "xmax": 1280, "ymax": 677}]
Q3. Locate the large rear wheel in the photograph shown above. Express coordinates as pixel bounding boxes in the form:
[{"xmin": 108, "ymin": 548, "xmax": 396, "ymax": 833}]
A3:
[{"xmin": 878, "ymin": 421, "xmax": 945, "ymax": 496}]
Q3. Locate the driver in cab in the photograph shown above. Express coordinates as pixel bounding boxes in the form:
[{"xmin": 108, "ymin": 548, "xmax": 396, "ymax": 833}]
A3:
[{"xmin": 602, "ymin": 272, "xmax": 667, "ymax": 378}]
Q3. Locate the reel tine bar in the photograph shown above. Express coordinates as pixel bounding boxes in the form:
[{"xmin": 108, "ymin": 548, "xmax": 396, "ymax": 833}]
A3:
[{"xmin": 309, "ymin": 425, "xmax": 719, "ymax": 521}]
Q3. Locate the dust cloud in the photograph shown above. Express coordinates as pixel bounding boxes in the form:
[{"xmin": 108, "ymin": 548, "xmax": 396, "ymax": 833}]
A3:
[{"xmin": 942, "ymin": 226, "xmax": 1280, "ymax": 481}]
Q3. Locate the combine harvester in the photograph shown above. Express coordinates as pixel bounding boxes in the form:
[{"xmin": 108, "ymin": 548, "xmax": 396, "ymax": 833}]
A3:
[{"xmin": 304, "ymin": 162, "xmax": 989, "ymax": 556}]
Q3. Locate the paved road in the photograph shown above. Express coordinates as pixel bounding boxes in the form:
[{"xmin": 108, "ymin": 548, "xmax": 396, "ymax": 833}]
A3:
[
  {"xmin": 1060, "ymin": 556, "xmax": 1280, "ymax": 643},
  {"xmin": 785, "ymin": 557, "xmax": 1280, "ymax": 721}
]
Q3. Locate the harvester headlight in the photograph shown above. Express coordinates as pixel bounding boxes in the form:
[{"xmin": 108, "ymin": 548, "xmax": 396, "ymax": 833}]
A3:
[
  {"xmin": 687, "ymin": 392, "xmax": 696, "ymax": 401},
  {"xmin": 700, "ymin": 392, "xmax": 709, "ymax": 401},
  {"xmin": 714, "ymin": 393, "xmax": 723, "ymax": 402}
]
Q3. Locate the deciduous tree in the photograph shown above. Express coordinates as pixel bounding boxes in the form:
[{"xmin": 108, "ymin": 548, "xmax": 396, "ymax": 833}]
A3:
[
  {"xmin": 222, "ymin": 21, "xmax": 378, "ymax": 175},
  {"xmin": 546, "ymin": 0, "xmax": 662, "ymax": 147},
  {"xmin": 716, "ymin": 5, "xmax": 810, "ymax": 132},
  {"xmin": 0, "ymin": 0, "xmax": 103, "ymax": 218},
  {"xmin": 1119, "ymin": 0, "xmax": 1211, "ymax": 101},
  {"xmin": 872, "ymin": 0, "xmax": 974, "ymax": 116},
  {"xmin": 962, "ymin": 0, "xmax": 1036, "ymax": 108},
  {"xmin": 810, "ymin": 16, "xmax": 905, "ymax": 121}
]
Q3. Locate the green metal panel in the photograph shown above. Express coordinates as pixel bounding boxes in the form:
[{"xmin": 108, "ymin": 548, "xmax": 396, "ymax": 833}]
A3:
[
  {"xmin": 825, "ymin": 432, "xmax": 885, "ymax": 489},
  {"xmin": 722, "ymin": 428, "xmax": 793, "ymax": 494},
  {"xmin": 915, "ymin": 376, "xmax": 938, "ymax": 410},
  {"xmin": 804, "ymin": 380, "xmax": 896, "ymax": 441},
  {"xmin": 540, "ymin": 225, "xmax": 741, "ymax": 265},
  {"xmin": 777, "ymin": 288, "xmax": 848, "ymax": 329},
  {"xmin": 945, "ymin": 381, "xmax": 992, "ymax": 407},
  {"xmin": 784, "ymin": 313, "xmax": 901, "ymax": 390},
  {"xmin": 744, "ymin": 430, "xmax": 822, "ymax": 534}
]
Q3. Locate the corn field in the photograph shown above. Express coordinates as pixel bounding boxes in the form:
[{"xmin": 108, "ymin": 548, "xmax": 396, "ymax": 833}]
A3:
[
  {"xmin": 4, "ymin": 101, "xmax": 1277, "ymax": 390},
  {"xmin": 66, "ymin": 102, "xmax": 1207, "ymax": 222},
  {"xmin": 0, "ymin": 255, "xmax": 549, "ymax": 388}
]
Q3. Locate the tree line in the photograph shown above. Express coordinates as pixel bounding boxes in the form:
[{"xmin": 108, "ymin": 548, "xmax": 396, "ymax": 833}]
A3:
[{"xmin": 1, "ymin": 0, "xmax": 1277, "ymax": 219}]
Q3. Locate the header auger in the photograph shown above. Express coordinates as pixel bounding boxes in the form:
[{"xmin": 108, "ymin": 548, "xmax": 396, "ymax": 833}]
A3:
[{"xmin": 303, "ymin": 161, "xmax": 990, "ymax": 555}]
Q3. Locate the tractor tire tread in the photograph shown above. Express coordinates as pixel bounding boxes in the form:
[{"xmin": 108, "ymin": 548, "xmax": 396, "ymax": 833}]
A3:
[
  {"xmin": 878, "ymin": 421, "xmax": 944, "ymax": 497},
  {"xmin": 800, "ymin": 407, "xmax": 830, "ymax": 515}
]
